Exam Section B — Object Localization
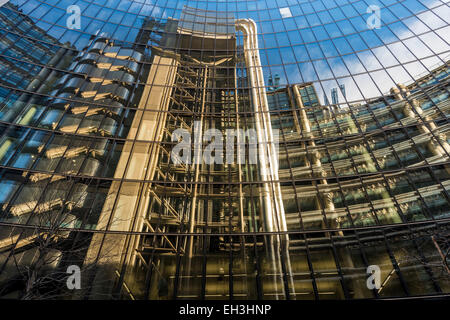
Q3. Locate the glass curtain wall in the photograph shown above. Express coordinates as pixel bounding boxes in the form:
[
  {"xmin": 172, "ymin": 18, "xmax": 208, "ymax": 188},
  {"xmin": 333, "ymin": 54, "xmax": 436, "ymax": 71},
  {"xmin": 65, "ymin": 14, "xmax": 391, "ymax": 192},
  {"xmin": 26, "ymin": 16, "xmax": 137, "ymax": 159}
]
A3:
[{"xmin": 0, "ymin": 0, "xmax": 448, "ymax": 300}]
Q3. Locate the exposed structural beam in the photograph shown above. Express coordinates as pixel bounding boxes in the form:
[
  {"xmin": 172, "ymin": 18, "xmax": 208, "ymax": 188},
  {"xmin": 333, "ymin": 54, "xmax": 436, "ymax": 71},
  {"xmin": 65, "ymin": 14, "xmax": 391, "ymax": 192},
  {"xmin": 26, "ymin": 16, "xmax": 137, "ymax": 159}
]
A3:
[{"xmin": 187, "ymin": 66, "xmax": 208, "ymax": 258}]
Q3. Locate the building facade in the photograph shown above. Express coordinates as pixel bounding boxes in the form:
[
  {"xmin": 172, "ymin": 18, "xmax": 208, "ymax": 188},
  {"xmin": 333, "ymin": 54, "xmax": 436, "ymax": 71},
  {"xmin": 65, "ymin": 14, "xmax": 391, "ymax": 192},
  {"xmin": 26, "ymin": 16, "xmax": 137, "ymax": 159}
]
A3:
[{"xmin": 0, "ymin": 0, "xmax": 449, "ymax": 300}]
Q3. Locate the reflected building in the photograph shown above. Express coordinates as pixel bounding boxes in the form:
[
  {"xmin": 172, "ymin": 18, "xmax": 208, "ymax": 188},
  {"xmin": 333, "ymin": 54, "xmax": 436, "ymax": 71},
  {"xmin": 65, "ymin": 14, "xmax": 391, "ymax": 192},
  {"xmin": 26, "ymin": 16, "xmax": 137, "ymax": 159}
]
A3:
[{"xmin": 0, "ymin": 0, "xmax": 449, "ymax": 300}]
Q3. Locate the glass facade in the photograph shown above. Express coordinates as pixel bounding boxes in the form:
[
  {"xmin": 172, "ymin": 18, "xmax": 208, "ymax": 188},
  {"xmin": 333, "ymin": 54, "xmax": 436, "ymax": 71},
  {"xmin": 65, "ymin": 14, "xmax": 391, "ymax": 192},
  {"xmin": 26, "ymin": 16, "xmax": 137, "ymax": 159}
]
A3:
[{"xmin": 0, "ymin": 0, "xmax": 449, "ymax": 300}]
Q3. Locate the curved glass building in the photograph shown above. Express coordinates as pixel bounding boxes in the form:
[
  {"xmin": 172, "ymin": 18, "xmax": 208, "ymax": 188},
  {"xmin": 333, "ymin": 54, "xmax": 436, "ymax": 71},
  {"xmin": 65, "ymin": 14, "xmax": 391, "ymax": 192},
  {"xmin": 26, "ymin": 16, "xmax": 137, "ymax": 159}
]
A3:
[{"xmin": 0, "ymin": 0, "xmax": 449, "ymax": 300}]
